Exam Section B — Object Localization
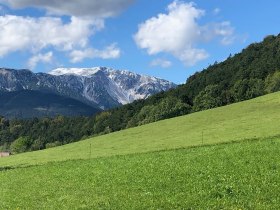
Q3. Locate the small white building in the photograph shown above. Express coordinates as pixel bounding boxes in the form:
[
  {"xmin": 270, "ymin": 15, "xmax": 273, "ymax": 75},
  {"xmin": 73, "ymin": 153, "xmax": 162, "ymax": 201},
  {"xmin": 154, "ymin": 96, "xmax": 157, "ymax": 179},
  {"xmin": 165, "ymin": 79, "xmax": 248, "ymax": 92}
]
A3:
[{"xmin": 0, "ymin": 152, "xmax": 10, "ymax": 157}]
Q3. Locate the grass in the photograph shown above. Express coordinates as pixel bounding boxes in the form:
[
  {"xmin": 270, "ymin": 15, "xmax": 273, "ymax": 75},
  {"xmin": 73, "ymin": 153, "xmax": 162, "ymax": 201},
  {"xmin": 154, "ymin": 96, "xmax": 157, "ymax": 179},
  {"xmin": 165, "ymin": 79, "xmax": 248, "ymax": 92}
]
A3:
[
  {"xmin": 1, "ymin": 91, "xmax": 280, "ymax": 168},
  {"xmin": 0, "ymin": 138, "xmax": 279, "ymax": 209},
  {"xmin": 1, "ymin": 92, "xmax": 280, "ymax": 209}
]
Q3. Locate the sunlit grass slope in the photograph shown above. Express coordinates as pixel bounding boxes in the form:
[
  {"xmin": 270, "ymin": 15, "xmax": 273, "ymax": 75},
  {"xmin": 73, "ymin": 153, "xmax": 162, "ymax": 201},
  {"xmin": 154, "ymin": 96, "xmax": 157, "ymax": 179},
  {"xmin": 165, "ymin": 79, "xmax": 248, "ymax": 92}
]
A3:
[{"xmin": 1, "ymin": 91, "xmax": 280, "ymax": 167}]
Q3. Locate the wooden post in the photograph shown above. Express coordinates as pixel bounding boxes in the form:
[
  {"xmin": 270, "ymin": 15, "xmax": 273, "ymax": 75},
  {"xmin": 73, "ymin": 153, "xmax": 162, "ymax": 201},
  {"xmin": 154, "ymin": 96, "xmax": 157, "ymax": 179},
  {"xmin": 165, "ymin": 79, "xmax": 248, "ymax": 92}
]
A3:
[
  {"xmin": 89, "ymin": 143, "xmax": 92, "ymax": 159},
  {"xmin": 202, "ymin": 131, "xmax": 204, "ymax": 145}
]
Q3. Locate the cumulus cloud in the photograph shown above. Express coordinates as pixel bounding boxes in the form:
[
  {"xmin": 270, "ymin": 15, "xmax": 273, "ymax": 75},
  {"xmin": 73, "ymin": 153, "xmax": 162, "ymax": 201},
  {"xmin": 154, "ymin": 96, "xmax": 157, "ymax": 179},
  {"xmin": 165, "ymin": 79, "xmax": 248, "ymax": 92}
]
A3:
[
  {"xmin": 175, "ymin": 49, "xmax": 208, "ymax": 66},
  {"xmin": 70, "ymin": 44, "xmax": 121, "ymax": 63},
  {"xmin": 0, "ymin": 0, "xmax": 134, "ymax": 17},
  {"xmin": 134, "ymin": 1, "xmax": 235, "ymax": 66},
  {"xmin": 150, "ymin": 58, "xmax": 172, "ymax": 68},
  {"xmin": 135, "ymin": 1, "xmax": 204, "ymax": 55},
  {"xmin": 202, "ymin": 21, "xmax": 235, "ymax": 45},
  {"xmin": 0, "ymin": 15, "xmax": 121, "ymax": 66},
  {"xmin": 214, "ymin": 22, "xmax": 235, "ymax": 45},
  {"xmin": 28, "ymin": 51, "xmax": 53, "ymax": 69},
  {"xmin": 0, "ymin": 15, "xmax": 104, "ymax": 56}
]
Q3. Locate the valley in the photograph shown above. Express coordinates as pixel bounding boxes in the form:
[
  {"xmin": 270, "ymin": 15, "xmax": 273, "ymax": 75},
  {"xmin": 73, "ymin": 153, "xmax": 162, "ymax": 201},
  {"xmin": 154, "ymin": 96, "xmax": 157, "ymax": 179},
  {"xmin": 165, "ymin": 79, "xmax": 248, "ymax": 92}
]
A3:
[{"xmin": 0, "ymin": 2, "xmax": 280, "ymax": 207}]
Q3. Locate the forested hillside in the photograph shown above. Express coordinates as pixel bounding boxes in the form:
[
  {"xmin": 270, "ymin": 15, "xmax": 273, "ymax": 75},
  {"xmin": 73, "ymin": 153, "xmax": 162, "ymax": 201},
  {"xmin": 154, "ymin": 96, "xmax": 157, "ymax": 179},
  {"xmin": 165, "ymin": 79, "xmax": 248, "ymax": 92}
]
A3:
[{"xmin": 1, "ymin": 34, "xmax": 280, "ymax": 153}]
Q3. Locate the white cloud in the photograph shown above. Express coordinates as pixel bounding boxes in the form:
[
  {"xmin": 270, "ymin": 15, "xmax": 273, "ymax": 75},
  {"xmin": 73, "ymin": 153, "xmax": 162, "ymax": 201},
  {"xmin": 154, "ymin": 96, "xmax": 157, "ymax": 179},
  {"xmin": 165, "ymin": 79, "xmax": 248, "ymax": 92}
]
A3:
[
  {"xmin": 0, "ymin": 0, "xmax": 134, "ymax": 17},
  {"xmin": 95, "ymin": 44, "xmax": 121, "ymax": 59},
  {"xmin": 214, "ymin": 22, "xmax": 235, "ymax": 45},
  {"xmin": 70, "ymin": 44, "xmax": 121, "ymax": 63},
  {"xmin": 134, "ymin": 1, "xmax": 235, "ymax": 66},
  {"xmin": 0, "ymin": 15, "xmax": 104, "ymax": 57},
  {"xmin": 176, "ymin": 49, "xmax": 208, "ymax": 66},
  {"xmin": 213, "ymin": 8, "xmax": 220, "ymax": 15},
  {"xmin": 70, "ymin": 49, "xmax": 93, "ymax": 63},
  {"xmin": 201, "ymin": 21, "xmax": 235, "ymax": 45},
  {"xmin": 134, "ymin": 1, "xmax": 203, "ymax": 55},
  {"xmin": 150, "ymin": 58, "xmax": 172, "ymax": 68},
  {"xmin": 28, "ymin": 51, "xmax": 53, "ymax": 69},
  {"xmin": 0, "ymin": 0, "xmax": 131, "ymax": 67}
]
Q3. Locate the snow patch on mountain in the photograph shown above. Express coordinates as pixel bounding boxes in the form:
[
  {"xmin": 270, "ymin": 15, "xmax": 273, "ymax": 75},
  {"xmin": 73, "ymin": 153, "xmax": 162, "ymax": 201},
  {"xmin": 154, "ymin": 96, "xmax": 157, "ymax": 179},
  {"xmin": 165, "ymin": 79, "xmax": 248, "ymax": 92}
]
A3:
[
  {"xmin": 49, "ymin": 67, "xmax": 101, "ymax": 77},
  {"xmin": 49, "ymin": 67, "xmax": 177, "ymax": 106}
]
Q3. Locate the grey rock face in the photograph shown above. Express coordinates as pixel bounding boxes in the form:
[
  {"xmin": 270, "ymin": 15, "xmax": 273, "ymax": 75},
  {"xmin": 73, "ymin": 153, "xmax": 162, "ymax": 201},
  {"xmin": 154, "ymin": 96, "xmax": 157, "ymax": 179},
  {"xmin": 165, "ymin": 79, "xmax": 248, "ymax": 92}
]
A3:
[{"xmin": 0, "ymin": 67, "xmax": 177, "ymax": 109}]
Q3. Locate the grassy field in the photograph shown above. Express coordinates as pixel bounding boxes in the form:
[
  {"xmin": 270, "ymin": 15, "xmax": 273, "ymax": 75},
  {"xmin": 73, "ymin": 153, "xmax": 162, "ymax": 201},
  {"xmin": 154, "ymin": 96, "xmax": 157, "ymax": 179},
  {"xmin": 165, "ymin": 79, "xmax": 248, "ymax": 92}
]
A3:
[
  {"xmin": 1, "ymin": 92, "xmax": 280, "ymax": 209},
  {"xmin": 1, "ymin": 91, "xmax": 280, "ymax": 168},
  {"xmin": 0, "ymin": 138, "xmax": 279, "ymax": 209}
]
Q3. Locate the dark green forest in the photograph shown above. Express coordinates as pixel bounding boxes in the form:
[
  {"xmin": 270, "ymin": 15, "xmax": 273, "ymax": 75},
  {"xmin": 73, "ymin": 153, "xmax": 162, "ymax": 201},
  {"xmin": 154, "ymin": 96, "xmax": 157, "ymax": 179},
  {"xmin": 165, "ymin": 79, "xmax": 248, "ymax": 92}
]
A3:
[{"xmin": 2, "ymin": 34, "xmax": 280, "ymax": 154}]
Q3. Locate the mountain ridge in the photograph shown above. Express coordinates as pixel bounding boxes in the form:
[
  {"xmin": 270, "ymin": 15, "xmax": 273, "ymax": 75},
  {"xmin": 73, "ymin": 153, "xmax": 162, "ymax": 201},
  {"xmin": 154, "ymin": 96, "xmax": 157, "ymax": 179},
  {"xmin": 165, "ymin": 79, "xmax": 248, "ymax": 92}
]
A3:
[{"xmin": 0, "ymin": 67, "xmax": 176, "ymax": 110}]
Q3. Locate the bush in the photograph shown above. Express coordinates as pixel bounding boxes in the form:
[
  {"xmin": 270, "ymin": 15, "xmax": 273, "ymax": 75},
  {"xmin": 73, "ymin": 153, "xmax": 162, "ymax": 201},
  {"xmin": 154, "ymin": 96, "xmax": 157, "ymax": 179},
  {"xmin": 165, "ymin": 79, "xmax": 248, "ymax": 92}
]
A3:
[
  {"xmin": 10, "ymin": 137, "xmax": 31, "ymax": 154},
  {"xmin": 265, "ymin": 71, "xmax": 280, "ymax": 93},
  {"xmin": 193, "ymin": 85, "xmax": 222, "ymax": 112},
  {"xmin": 45, "ymin": 141, "xmax": 62, "ymax": 149}
]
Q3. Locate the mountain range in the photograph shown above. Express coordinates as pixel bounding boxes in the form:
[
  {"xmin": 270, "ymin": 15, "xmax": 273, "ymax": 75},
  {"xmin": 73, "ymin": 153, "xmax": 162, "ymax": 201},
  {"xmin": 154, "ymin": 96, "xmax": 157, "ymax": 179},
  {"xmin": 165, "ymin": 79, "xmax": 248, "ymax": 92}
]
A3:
[{"xmin": 0, "ymin": 67, "xmax": 176, "ymax": 118}]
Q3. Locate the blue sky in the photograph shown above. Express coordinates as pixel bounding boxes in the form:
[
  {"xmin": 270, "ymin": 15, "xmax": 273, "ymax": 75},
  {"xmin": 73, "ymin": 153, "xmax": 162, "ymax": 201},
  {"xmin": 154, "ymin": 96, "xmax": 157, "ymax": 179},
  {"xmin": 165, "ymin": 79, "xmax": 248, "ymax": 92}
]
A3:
[{"xmin": 0, "ymin": 0, "xmax": 279, "ymax": 84}]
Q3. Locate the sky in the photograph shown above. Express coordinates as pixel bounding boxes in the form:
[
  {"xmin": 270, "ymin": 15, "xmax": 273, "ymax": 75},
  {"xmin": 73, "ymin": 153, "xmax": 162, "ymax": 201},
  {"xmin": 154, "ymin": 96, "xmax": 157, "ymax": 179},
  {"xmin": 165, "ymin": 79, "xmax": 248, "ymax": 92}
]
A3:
[{"xmin": 0, "ymin": 0, "xmax": 279, "ymax": 84}]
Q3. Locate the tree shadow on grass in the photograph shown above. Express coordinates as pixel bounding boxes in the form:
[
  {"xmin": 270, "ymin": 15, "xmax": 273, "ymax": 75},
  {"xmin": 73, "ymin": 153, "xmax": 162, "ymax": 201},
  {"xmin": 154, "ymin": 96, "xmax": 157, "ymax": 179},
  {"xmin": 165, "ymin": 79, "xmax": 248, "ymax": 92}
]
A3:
[
  {"xmin": 0, "ymin": 166, "xmax": 14, "ymax": 171},
  {"xmin": 0, "ymin": 164, "xmax": 37, "ymax": 172}
]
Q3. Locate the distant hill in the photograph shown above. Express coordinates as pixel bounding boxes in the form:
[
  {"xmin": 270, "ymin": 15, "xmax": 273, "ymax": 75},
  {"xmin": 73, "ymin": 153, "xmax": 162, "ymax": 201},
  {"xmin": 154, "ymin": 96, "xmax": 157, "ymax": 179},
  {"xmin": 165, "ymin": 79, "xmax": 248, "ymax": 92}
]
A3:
[{"xmin": 0, "ymin": 90, "xmax": 100, "ymax": 119}]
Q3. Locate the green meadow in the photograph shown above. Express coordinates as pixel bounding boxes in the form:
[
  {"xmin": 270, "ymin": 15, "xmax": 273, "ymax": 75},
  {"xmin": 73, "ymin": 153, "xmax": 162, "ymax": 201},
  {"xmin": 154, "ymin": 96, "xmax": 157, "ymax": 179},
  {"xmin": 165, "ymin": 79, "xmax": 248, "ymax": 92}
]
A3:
[
  {"xmin": 1, "ymin": 139, "xmax": 279, "ymax": 209},
  {"xmin": 1, "ymin": 92, "xmax": 280, "ymax": 209}
]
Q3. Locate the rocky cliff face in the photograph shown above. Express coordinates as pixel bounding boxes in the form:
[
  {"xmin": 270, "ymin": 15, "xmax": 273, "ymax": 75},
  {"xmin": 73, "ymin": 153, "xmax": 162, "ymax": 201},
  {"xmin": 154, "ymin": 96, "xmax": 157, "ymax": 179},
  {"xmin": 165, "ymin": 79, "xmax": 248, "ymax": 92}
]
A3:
[{"xmin": 0, "ymin": 67, "xmax": 176, "ymax": 109}]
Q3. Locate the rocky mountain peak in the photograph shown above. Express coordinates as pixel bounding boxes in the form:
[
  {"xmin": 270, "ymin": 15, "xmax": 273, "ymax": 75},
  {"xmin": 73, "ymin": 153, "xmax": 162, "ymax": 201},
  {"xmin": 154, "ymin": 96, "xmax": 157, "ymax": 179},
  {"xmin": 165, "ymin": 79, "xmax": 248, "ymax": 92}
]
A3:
[{"xmin": 0, "ymin": 67, "xmax": 177, "ymax": 110}]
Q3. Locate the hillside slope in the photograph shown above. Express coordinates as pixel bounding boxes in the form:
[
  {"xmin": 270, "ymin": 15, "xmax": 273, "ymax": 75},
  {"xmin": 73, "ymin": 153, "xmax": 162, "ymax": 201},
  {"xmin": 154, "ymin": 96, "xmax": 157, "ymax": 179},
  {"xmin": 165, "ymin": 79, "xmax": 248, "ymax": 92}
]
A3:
[
  {"xmin": 182, "ymin": 34, "xmax": 280, "ymax": 102},
  {"xmin": 1, "ymin": 91, "xmax": 280, "ymax": 167},
  {"xmin": 0, "ymin": 90, "xmax": 100, "ymax": 118}
]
